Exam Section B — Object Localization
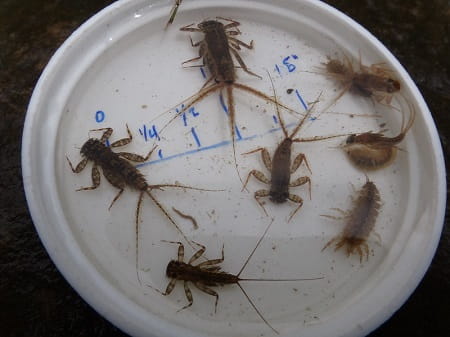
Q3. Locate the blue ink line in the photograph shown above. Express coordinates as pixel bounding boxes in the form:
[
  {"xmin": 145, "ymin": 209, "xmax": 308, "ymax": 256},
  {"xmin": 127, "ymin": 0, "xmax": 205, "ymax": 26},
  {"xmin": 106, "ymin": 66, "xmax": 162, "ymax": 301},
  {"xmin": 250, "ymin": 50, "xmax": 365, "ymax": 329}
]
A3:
[
  {"xmin": 272, "ymin": 115, "xmax": 278, "ymax": 124},
  {"xmin": 134, "ymin": 121, "xmax": 308, "ymax": 169},
  {"xmin": 295, "ymin": 89, "xmax": 308, "ymax": 110},
  {"xmin": 182, "ymin": 112, "xmax": 188, "ymax": 126},
  {"xmin": 235, "ymin": 126, "xmax": 242, "ymax": 140},
  {"xmin": 191, "ymin": 127, "xmax": 201, "ymax": 147},
  {"xmin": 200, "ymin": 67, "xmax": 207, "ymax": 79},
  {"xmin": 219, "ymin": 93, "xmax": 228, "ymax": 114},
  {"xmin": 158, "ymin": 149, "xmax": 163, "ymax": 159},
  {"xmin": 292, "ymin": 54, "xmax": 299, "ymax": 59},
  {"xmin": 275, "ymin": 64, "xmax": 281, "ymax": 75},
  {"xmin": 189, "ymin": 107, "xmax": 200, "ymax": 117},
  {"xmin": 105, "ymin": 139, "xmax": 110, "ymax": 147},
  {"xmin": 139, "ymin": 128, "xmax": 143, "ymax": 136},
  {"xmin": 136, "ymin": 133, "xmax": 258, "ymax": 168},
  {"xmin": 143, "ymin": 124, "xmax": 148, "ymax": 142}
]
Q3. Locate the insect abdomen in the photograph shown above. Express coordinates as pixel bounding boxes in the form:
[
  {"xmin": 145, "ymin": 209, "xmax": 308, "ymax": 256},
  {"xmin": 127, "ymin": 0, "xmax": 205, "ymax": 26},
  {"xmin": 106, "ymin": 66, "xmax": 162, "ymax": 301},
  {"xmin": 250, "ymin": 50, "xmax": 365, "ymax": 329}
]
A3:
[
  {"xmin": 270, "ymin": 139, "xmax": 292, "ymax": 202},
  {"xmin": 345, "ymin": 181, "xmax": 381, "ymax": 239}
]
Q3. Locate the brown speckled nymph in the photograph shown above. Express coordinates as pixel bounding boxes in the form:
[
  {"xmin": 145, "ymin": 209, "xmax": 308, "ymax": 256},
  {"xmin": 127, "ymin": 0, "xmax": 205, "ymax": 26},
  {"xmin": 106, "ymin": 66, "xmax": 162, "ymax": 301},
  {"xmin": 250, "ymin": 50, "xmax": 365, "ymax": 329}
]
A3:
[{"xmin": 322, "ymin": 179, "xmax": 381, "ymax": 262}]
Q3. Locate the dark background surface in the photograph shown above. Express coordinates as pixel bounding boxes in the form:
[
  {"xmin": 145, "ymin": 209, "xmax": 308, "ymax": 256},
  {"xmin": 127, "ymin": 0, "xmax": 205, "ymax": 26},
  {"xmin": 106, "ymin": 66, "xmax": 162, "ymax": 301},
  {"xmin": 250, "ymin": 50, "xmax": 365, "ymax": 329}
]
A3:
[{"xmin": 0, "ymin": 0, "xmax": 448, "ymax": 336}]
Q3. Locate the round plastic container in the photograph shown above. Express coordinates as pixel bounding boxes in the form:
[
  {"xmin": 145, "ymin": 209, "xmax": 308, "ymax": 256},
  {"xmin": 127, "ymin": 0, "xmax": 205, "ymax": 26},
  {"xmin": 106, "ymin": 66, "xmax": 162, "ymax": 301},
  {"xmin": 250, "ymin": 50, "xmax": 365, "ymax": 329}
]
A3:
[{"xmin": 22, "ymin": 1, "xmax": 446, "ymax": 337}]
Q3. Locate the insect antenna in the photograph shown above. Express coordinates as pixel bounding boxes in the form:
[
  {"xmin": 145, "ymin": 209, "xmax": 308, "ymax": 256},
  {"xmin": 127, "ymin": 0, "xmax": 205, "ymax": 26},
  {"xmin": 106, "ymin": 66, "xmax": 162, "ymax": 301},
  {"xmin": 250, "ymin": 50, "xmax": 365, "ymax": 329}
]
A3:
[
  {"xmin": 234, "ymin": 219, "xmax": 322, "ymax": 334},
  {"xmin": 288, "ymin": 93, "xmax": 321, "ymax": 139}
]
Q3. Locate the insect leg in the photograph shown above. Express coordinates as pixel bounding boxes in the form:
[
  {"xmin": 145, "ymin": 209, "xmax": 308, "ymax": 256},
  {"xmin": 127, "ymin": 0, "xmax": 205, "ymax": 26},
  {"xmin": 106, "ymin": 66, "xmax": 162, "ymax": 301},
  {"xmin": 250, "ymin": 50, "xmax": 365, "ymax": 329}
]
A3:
[
  {"xmin": 188, "ymin": 35, "xmax": 202, "ymax": 47},
  {"xmin": 291, "ymin": 153, "xmax": 312, "ymax": 174},
  {"xmin": 229, "ymin": 47, "xmax": 262, "ymax": 79},
  {"xmin": 117, "ymin": 145, "xmax": 157, "ymax": 163},
  {"xmin": 66, "ymin": 156, "xmax": 88, "ymax": 173},
  {"xmin": 76, "ymin": 164, "xmax": 101, "ymax": 191},
  {"xmin": 196, "ymin": 244, "xmax": 224, "ymax": 267},
  {"xmin": 229, "ymin": 40, "xmax": 242, "ymax": 51},
  {"xmin": 242, "ymin": 170, "xmax": 270, "ymax": 192},
  {"xmin": 162, "ymin": 278, "xmax": 177, "ymax": 295},
  {"xmin": 243, "ymin": 147, "xmax": 272, "ymax": 171},
  {"xmin": 254, "ymin": 190, "xmax": 270, "ymax": 216},
  {"xmin": 188, "ymin": 241, "xmax": 206, "ymax": 264},
  {"xmin": 177, "ymin": 281, "xmax": 194, "ymax": 312},
  {"xmin": 287, "ymin": 194, "xmax": 304, "ymax": 222},
  {"xmin": 289, "ymin": 176, "xmax": 311, "ymax": 200},
  {"xmin": 110, "ymin": 124, "xmax": 133, "ymax": 148},
  {"xmin": 179, "ymin": 23, "xmax": 203, "ymax": 32},
  {"xmin": 216, "ymin": 16, "xmax": 241, "ymax": 30},
  {"xmin": 108, "ymin": 189, "xmax": 124, "ymax": 210},
  {"xmin": 227, "ymin": 36, "xmax": 254, "ymax": 50},
  {"xmin": 161, "ymin": 240, "xmax": 185, "ymax": 262},
  {"xmin": 149, "ymin": 277, "xmax": 178, "ymax": 296},
  {"xmin": 331, "ymin": 207, "xmax": 348, "ymax": 216},
  {"xmin": 321, "ymin": 236, "xmax": 339, "ymax": 252},
  {"xmin": 194, "ymin": 282, "xmax": 219, "ymax": 314},
  {"xmin": 102, "ymin": 168, "xmax": 126, "ymax": 209},
  {"xmin": 181, "ymin": 55, "xmax": 204, "ymax": 65},
  {"xmin": 334, "ymin": 239, "xmax": 347, "ymax": 252},
  {"xmin": 87, "ymin": 127, "xmax": 113, "ymax": 143}
]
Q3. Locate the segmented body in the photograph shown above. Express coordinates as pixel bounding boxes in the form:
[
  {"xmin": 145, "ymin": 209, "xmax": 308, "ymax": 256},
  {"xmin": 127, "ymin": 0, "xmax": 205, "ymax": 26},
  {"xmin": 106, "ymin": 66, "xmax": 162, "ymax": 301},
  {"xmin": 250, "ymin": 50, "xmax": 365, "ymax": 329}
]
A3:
[
  {"xmin": 175, "ymin": 18, "xmax": 300, "ymax": 185},
  {"xmin": 322, "ymin": 55, "xmax": 400, "ymax": 105},
  {"xmin": 344, "ymin": 133, "xmax": 399, "ymax": 170},
  {"xmin": 269, "ymin": 138, "xmax": 293, "ymax": 203},
  {"xmin": 152, "ymin": 221, "xmax": 321, "ymax": 334},
  {"xmin": 322, "ymin": 180, "xmax": 381, "ymax": 262},
  {"xmin": 80, "ymin": 138, "xmax": 148, "ymax": 191},
  {"xmin": 343, "ymin": 101, "xmax": 415, "ymax": 170},
  {"xmin": 66, "ymin": 126, "xmax": 210, "ymax": 284},
  {"xmin": 166, "ymin": 260, "xmax": 239, "ymax": 285},
  {"xmin": 199, "ymin": 20, "xmax": 236, "ymax": 83}
]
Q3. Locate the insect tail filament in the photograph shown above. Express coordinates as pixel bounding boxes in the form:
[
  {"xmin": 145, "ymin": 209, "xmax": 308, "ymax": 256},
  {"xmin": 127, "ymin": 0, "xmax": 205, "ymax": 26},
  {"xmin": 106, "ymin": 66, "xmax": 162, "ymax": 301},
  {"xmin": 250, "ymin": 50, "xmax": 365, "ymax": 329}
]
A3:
[
  {"xmin": 236, "ymin": 219, "xmax": 274, "ymax": 278},
  {"xmin": 236, "ymin": 282, "xmax": 279, "ymax": 335}
]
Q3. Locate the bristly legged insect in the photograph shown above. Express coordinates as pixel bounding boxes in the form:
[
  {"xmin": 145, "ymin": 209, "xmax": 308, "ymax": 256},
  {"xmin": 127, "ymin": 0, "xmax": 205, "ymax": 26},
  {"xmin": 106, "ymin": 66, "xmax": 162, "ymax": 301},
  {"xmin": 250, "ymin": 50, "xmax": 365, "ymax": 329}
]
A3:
[
  {"xmin": 320, "ymin": 52, "xmax": 400, "ymax": 109},
  {"xmin": 321, "ymin": 177, "xmax": 381, "ymax": 262},
  {"xmin": 150, "ymin": 219, "xmax": 323, "ymax": 334},
  {"xmin": 66, "ymin": 125, "xmax": 217, "ymax": 283},
  {"xmin": 166, "ymin": 17, "xmax": 301, "ymax": 183},
  {"xmin": 343, "ymin": 99, "xmax": 416, "ymax": 170},
  {"xmin": 242, "ymin": 76, "xmax": 351, "ymax": 221}
]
